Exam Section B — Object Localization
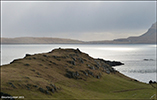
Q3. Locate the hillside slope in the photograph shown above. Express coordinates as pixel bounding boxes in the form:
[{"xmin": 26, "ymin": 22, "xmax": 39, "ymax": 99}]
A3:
[{"xmin": 0, "ymin": 48, "xmax": 156, "ymax": 99}]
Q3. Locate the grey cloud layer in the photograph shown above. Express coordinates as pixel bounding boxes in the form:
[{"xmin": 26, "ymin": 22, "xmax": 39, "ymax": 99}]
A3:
[{"xmin": 2, "ymin": 1, "xmax": 156, "ymax": 41}]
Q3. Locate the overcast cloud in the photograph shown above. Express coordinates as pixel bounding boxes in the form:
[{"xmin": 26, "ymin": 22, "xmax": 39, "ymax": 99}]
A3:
[{"xmin": 1, "ymin": 1, "xmax": 156, "ymax": 41}]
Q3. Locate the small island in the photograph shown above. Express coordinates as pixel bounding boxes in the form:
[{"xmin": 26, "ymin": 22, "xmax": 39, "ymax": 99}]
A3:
[{"xmin": 0, "ymin": 48, "xmax": 156, "ymax": 99}]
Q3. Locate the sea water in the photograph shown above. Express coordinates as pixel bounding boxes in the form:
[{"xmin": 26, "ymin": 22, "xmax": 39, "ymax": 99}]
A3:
[{"xmin": 1, "ymin": 44, "xmax": 156, "ymax": 83}]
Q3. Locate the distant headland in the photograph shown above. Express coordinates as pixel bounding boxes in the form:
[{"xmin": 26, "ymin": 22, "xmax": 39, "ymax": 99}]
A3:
[{"xmin": 1, "ymin": 22, "xmax": 156, "ymax": 44}]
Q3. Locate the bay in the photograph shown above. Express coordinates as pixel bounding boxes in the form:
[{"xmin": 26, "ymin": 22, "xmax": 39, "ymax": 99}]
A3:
[{"xmin": 1, "ymin": 44, "xmax": 156, "ymax": 83}]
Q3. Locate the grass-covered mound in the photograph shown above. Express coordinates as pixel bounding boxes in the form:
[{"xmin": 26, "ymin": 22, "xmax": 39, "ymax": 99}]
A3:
[{"xmin": 1, "ymin": 48, "xmax": 156, "ymax": 99}]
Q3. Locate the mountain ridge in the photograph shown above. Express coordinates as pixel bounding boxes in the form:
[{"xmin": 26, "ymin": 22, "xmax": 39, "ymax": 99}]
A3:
[
  {"xmin": 112, "ymin": 22, "xmax": 156, "ymax": 44},
  {"xmin": 1, "ymin": 22, "xmax": 156, "ymax": 44}
]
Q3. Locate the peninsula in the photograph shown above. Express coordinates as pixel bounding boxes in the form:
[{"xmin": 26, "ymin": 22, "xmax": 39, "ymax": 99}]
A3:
[{"xmin": 0, "ymin": 48, "xmax": 156, "ymax": 99}]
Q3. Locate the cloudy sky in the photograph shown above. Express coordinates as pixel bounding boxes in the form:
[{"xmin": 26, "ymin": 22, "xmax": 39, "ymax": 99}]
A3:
[{"xmin": 1, "ymin": 1, "xmax": 156, "ymax": 41}]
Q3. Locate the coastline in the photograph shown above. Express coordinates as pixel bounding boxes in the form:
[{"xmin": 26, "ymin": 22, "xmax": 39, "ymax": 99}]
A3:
[
  {"xmin": 1, "ymin": 44, "xmax": 156, "ymax": 83},
  {"xmin": 1, "ymin": 48, "xmax": 156, "ymax": 99}
]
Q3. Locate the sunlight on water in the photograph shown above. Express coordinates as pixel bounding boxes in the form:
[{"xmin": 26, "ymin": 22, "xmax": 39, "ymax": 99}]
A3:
[
  {"xmin": 122, "ymin": 69, "xmax": 157, "ymax": 73},
  {"xmin": 1, "ymin": 44, "xmax": 156, "ymax": 83},
  {"xmin": 96, "ymin": 47, "xmax": 136, "ymax": 51},
  {"xmin": 149, "ymin": 44, "xmax": 157, "ymax": 47}
]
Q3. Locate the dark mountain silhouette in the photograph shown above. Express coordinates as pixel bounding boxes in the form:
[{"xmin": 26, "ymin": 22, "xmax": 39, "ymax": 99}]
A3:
[
  {"xmin": 87, "ymin": 22, "xmax": 156, "ymax": 44},
  {"xmin": 113, "ymin": 22, "xmax": 156, "ymax": 44}
]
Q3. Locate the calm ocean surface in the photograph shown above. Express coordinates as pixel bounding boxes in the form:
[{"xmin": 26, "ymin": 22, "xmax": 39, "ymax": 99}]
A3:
[{"xmin": 1, "ymin": 44, "xmax": 156, "ymax": 83}]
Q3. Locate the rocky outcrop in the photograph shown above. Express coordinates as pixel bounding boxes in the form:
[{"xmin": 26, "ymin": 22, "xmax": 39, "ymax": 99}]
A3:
[{"xmin": 48, "ymin": 48, "xmax": 124, "ymax": 80}]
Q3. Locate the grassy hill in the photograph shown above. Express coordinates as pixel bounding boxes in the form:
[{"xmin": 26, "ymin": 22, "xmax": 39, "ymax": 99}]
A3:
[{"xmin": 1, "ymin": 48, "xmax": 156, "ymax": 100}]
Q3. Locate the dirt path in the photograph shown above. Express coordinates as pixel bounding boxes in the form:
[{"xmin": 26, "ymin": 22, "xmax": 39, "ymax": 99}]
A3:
[{"xmin": 112, "ymin": 88, "xmax": 150, "ymax": 93}]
